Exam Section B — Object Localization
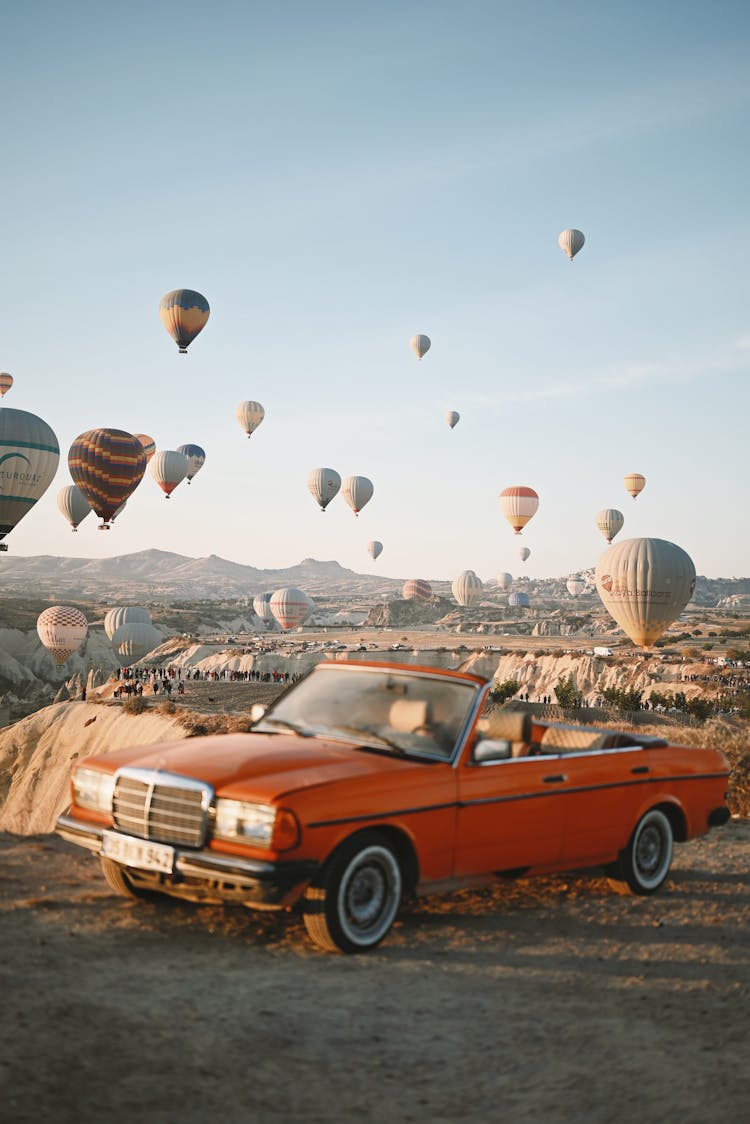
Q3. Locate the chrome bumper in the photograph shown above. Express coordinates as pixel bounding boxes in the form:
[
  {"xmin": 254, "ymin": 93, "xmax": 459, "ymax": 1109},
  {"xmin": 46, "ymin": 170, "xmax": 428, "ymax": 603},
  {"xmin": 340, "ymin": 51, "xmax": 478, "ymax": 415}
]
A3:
[{"xmin": 55, "ymin": 813, "xmax": 317, "ymax": 904}]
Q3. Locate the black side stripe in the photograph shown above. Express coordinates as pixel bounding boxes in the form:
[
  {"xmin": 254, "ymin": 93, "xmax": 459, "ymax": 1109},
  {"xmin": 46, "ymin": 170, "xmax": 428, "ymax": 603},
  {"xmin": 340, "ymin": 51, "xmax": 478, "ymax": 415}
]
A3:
[{"xmin": 305, "ymin": 771, "xmax": 728, "ymax": 830}]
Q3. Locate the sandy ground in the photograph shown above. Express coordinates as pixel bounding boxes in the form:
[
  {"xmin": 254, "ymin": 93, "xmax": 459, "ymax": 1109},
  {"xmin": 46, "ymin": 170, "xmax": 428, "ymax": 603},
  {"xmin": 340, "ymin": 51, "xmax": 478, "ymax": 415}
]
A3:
[{"xmin": 1, "ymin": 819, "xmax": 748, "ymax": 1124}]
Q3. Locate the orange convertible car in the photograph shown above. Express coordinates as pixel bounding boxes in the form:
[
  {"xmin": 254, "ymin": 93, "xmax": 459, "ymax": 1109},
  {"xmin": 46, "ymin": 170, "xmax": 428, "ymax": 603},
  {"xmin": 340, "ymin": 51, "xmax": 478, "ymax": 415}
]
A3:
[{"xmin": 56, "ymin": 661, "xmax": 731, "ymax": 953}]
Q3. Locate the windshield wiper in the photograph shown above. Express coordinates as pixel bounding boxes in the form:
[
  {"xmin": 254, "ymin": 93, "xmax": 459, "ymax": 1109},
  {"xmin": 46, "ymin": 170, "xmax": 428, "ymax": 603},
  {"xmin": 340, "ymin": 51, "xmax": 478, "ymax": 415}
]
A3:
[
  {"xmin": 325, "ymin": 725, "xmax": 408, "ymax": 754},
  {"xmin": 257, "ymin": 718, "xmax": 314, "ymax": 737}
]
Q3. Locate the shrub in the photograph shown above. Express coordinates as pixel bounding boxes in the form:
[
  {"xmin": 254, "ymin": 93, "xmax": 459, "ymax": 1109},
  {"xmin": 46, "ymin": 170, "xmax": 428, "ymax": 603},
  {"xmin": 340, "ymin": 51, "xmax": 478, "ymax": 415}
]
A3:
[
  {"xmin": 123, "ymin": 695, "xmax": 148, "ymax": 715},
  {"xmin": 490, "ymin": 679, "xmax": 520, "ymax": 704}
]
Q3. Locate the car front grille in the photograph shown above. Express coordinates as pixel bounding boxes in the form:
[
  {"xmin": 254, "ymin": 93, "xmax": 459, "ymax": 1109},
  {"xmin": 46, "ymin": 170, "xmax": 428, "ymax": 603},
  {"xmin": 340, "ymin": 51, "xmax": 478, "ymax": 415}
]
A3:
[{"xmin": 112, "ymin": 768, "xmax": 212, "ymax": 847}]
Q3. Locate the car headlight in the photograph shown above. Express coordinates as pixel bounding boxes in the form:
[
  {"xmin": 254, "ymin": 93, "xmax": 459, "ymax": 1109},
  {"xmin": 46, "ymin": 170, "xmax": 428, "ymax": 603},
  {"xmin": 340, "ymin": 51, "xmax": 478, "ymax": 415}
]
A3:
[
  {"xmin": 72, "ymin": 767, "xmax": 115, "ymax": 813},
  {"xmin": 214, "ymin": 799, "xmax": 299, "ymax": 851}
]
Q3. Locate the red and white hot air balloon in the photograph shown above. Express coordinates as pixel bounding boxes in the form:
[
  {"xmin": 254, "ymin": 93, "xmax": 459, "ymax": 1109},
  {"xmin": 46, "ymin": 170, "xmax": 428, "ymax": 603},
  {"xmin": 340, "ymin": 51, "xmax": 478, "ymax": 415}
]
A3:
[
  {"xmin": 150, "ymin": 450, "xmax": 189, "ymax": 498},
  {"xmin": 499, "ymin": 486, "xmax": 539, "ymax": 534},
  {"xmin": 402, "ymin": 579, "xmax": 433, "ymax": 601},
  {"xmin": 270, "ymin": 587, "xmax": 312, "ymax": 631}
]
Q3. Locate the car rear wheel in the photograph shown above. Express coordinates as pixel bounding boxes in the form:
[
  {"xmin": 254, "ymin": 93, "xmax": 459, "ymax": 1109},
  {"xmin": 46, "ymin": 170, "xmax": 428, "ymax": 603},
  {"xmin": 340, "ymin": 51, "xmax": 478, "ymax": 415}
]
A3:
[
  {"xmin": 616, "ymin": 808, "xmax": 674, "ymax": 895},
  {"xmin": 302, "ymin": 832, "xmax": 402, "ymax": 953},
  {"xmin": 100, "ymin": 857, "xmax": 154, "ymax": 899}
]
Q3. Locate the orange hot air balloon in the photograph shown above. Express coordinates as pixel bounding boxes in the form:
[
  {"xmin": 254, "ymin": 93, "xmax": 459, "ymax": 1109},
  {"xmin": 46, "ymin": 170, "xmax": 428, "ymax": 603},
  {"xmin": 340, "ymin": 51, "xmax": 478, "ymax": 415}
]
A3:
[
  {"xmin": 0, "ymin": 372, "xmax": 13, "ymax": 398},
  {"xmin": 499, "ymin": 486, "xmax": 539, "ymax": 534},
  {"xmin": 402, "ymin": 579, "xmax": 433, "ymax": 601},
  {"xmin": 159, "ymin": 289, "xmax": 210, "ymax": 354},
  {"xmin": 135, "ymin": 434, "xmax": 156, "ymax": 462},
  {"xmin": 68, "ymin": 429, "xmax": 147, "ymax": 528},
  {"xmin": 624, "ymin": 472, "xmax": 646, "ymax": 500}
]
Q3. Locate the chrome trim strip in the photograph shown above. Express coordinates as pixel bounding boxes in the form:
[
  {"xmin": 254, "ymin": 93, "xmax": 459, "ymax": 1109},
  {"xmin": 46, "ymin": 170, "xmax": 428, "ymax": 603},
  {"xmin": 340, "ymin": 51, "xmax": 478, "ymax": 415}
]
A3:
[{"xmin": 307, "ymin": 800, "xmax": 456, "ymax": 830}]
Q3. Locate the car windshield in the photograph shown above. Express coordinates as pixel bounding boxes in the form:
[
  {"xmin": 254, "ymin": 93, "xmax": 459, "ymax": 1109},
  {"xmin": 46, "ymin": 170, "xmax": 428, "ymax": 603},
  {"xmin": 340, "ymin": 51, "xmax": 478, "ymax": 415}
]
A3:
[{"xmin": 254, "ymin": 665, "xmax": 481, "ymax": 760}]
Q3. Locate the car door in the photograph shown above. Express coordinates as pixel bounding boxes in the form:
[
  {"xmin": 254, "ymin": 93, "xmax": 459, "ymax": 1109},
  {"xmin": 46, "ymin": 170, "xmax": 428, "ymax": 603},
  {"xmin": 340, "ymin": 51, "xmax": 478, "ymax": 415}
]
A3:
[{"xmin": 453, "ymin": 752, "xmax": 567, "ymax": 877}]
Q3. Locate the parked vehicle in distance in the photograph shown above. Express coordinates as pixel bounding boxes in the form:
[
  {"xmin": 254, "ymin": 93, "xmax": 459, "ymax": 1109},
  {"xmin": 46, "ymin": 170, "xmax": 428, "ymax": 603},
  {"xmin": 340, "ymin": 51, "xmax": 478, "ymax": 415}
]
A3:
[{"xmin": 56, "ymin": 661, "xmax": 731, "ymax": 954}]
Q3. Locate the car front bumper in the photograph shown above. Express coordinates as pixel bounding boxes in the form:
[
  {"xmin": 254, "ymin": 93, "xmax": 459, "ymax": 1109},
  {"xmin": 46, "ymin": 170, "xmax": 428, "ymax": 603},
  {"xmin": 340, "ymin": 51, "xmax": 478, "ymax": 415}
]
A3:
[{"xmin": 56, "ymin": 813, "xmax": 318, "ymax": 907}]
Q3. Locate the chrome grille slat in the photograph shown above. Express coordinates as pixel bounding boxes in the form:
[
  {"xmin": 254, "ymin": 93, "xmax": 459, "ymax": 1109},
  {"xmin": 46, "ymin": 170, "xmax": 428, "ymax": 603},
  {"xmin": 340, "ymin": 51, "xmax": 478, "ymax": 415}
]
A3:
[{"xmin": 112, "ymin": 769, "xmax": 212, "ymax": 847}]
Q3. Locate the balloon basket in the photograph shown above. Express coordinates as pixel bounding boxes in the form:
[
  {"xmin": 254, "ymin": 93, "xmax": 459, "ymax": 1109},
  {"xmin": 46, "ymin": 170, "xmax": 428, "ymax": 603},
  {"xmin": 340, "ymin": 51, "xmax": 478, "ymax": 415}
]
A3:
[
  {"xmin": 0, "ymin": 543, "xmax": 7, "ymax": 552},
  {"xmin": 98, "ymin": 523, "xmax": 111, "ymax": 531}
]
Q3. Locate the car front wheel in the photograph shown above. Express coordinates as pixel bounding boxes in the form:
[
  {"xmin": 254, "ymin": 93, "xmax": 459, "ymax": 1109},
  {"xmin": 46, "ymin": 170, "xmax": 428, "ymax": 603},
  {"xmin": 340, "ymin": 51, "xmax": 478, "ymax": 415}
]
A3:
[
  {"xmin": 617, "ymin": 808, "xmax": 674, "ymax": 894},
  {"xmin": 302, "ymin": 832, "xmax": 402, "ymax": 953},
  {"xmin": 100, "ymin": 857, "xmax": 154, "ymax": 899}
]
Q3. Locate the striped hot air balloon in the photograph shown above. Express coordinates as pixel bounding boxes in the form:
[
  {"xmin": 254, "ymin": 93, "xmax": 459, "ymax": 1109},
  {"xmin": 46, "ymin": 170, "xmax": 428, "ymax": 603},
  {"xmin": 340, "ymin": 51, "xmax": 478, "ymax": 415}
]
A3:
[
  {"xmin": 159, "ymin": 289, "xmax": 210, "ymax": 354},
  {"xmin": 307, "ymin": 467, "xmax": 341, "ymax": 512},
  {"xmin": 558, "ymin": 229, "xmax": 585, "ymax": 261},
  {"xmin": 134, "ymin": 434, "xmax": 156, "ymax": 462},
  {"xmin": 112, "ymin": 622, "xmax": 163, "ymax": 663},
  {"xmin": 595, "ymin": 538, "xmax": 695, "ymax": 648},
  {"xmin": 596, "ymin": 508, "xmax": 624, "ymax": 543},
  {"xmin": 252, "ymin": 592, "xmax": 275, "ymax": 626},
  {"xmin": 342, "ymin": 475, "xmax": 374, "ymax": 516},
  {"xmin": 236, "ymin": 401, "xmax": 265, "ymax": 438},
  {"xmin": 68, "ymin": 429, "xmax": 146, "ymax": 528},
  {"xmin": 499, "ymin": 486, "xmax": 539, "ymax": 534},
  {"xmin": 0, "ymin": 372, "xmax": 13, "ymax": 398},
  {"xmin": 452, "ymin": 570, "xmax": 483, "ymax": 607},
  {"xmin": 37, "ymin": 605, "xmax": 88, "ymax": 664},
  {"xmin": 497, "ymin": 572, "xmax": 513, "ymax": 591},
  {"xmin": 104, "ymin": 606, "xmax": 152, "ymax": 641},
  {"xmin": 624, "ymin": 472, "xmax": 646, "ymax": 500},
  {"xmin": 0, "ymin": 408, "xmax": 60, "ymax": 551},
  {"xmin": 176, "ymin": 444, "xmax": 206, "ymax": 482},
  {"xmin": 402, "ymin": 579, "xmax": 432, "ymax": 601},
  {"xmin": 150, "ymin": 450, "xmax": 189, "ymax": 498},
  {"xmin": 57, "ymin": 485, "xmax": 92, "ymax": 532},
  {"xmin": 367, "ymin": 541, "xmax": 383, "ymax": 560},
  {"xmin": 410, "ymin": 334, "xmax": 431, "ymax": 360},
  {"xmin": 269, "ymin": 587, "xmax": 312, "ymax": 631}
]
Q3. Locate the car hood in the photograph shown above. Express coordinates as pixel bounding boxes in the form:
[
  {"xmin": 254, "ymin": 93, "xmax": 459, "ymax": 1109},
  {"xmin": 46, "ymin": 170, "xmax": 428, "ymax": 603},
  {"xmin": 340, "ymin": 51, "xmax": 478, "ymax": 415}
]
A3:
[{"xmin": 81, "ymin": 730, "xmax": 411, "ymax": 802}]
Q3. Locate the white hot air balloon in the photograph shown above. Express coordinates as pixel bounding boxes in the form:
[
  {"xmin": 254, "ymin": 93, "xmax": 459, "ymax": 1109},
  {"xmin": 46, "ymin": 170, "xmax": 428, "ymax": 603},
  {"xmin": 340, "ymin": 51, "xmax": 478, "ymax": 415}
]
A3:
[
  {"xmin": 57, "ymin": 484, "xmax": 92, "ymax": 532},
  {"xmin": 558, "ymin": 229, "xmax": 585, "ymax": 261},
  {"xmin": 445, "ymin": 411, "xmax": 460, "ymax": 429},
  {"xmin": 497, "ymin": 572, "xmax": 513, "ymax": 592},
  {"xmin": 252, "ymin": 592, "xmax": 275, "ymax": 624},
  {"xmin": 452, "ymin": 570, "xmax": 483, "ymax": 607},
  {"xmin": 236, "ymin": 401, "xmax": 265, "ymax": 438},
  {"xmin": 341, "ymin": 475, "xmax": 374, "ymax": 516},
  {"xmin": 111, "ymin": 622, "xmax": 164, "ymax": 663},
  {"xmin": 518, "ymin": 547, "xmax": 531, "ymax": 563},
  {"xmin": 269, "ymin": 587, "xmax": 312, "ymax": 631},
  {"xmin": 37, "ymin": 606, "xmax": 88, "ymax": 664},
  {"xmin": 624, "ymin": 472, "xmax": 646, "ymax": 500},
  {"xmin": 410, "ymin": 334, "xmax": 431, "ymax": 360},
  {"xmin": 104, "ymin": 605, "xmax": 152, "ymax": 641},
  {"xmin": 595, "ymin": 538, "xmax": 696, "ymax": 648},
  {"xmin": 307, "ymin": 467, "xmax": 341, "ymax": 512},
  {"xmin": 0, "ymin": 408, "xmax": 60, "ymax": 551},
  {"xmin": 150, "ymin": 450, "xmax": 189, "ymax": 498},
  {"xmin": 367, "ymin": 541, "xmax": 383, "ymax": 560},
  {"xmin": 596, "ymin": 508, "xmax": 625, "ymax": 544},
  {"xmin": 567, "ymin": 577, "xmax": 586, "ymax": 597}
]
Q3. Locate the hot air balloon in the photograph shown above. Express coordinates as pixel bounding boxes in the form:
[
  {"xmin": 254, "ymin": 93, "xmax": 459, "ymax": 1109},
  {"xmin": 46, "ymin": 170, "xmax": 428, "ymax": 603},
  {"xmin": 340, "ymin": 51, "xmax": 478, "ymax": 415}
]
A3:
[
  {"xmin": 37, "ymin": 606, "xmax": 88, "ymax": 664},
  {"xmin": 595, "ymin": 538, "xmax": 696, "ymax": 648},
  {"xmin": 236, "ymin": 401, "xmax": 265, "ymax": 438},
  {"xmin": 342, "ymin": 475, "xmax": 374, "ymax": 516},
  {"xmin": 176, "ymin": 443, "xmax": 206, "ymax": 483},
  {"xmin": 445, "ymin": 411, "xmax": 460, "ymax": 429},
  {"xmin": 624, "ymin": 472, "xmax": 646, "ymax": 500},
  {"xmin": 558, "ymin": 229, "xmax": 585, "ymax": 261},
  {"xmin": 402, "ymin": 579, "xmax": 432, "ymax": 601},
  {"xmin": 497, "ymin": 572, "xmax": 513, "ymax": 591},
  {"xmin": 57, "ymin": 485, "xmax": 92, "ymax": 532},
  {"xmin": 518, "ymin": 547, "xmax": 531, "ymax": 563},
  {"xmin": 150, "ymin": 450, "xmax": 189, "ymax": 498},
  {"xmin": 410, "ymin": 334, "xmax": 431, "ymax": 360},
  {"xmin": 135, "ymin": 434, "xmax": 156, "ymax": 462},
  {"xmin": 0, "ymin": 408, "xmax": 60, "ymax": 551},
  {"xmin": 68, "ymin": 429, "xmax": 146, "ymax": 529},
  {"xmin": 367, "ymin": 541, "xmax": 383, "ymax": 560},
  {"xmin": 567, "ymin": 577, "xmax": 586, "ymax": 597},
  {"xmin": 111, "ymin": 622, "xmax": 164, "ymax": 663},
  {"xmin": 0, "ymin": 373, "xmax": 13, "ymax": 398},
  {"xmin": 452, "ymin": 570, "xmax": 483, "ymax": 607},
  {"xmin": 499, "ymin": 486, "xmax": 539, "ymax": 534},
  {"xmin": 508, "ymin": 592, "xmax": 530, "ymax": 609},
  {"xmin": 104, "ymin": 605, "xmax": 152, "ymax": 641},
  {"xmin": 596, "ymin": 508, "xmax": 625, "ymax": 544},
  {"xmin": 307, "ymin": 467, "xmax": 341, "ymax": 512},
  {"xmin": 269, "ymin": 587, "xmax": 311, "ymax": 631},
  {"xmin": 159, "ymin": 289, "xmax": 210, "ymax": 354}
]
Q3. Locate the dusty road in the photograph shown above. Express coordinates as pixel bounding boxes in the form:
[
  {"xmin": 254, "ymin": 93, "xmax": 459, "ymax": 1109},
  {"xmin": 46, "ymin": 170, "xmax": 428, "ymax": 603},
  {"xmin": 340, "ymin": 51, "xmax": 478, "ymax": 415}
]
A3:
[{"xmin": 1, "ymin": 820, "xmax": 748, "ymax": 1124}]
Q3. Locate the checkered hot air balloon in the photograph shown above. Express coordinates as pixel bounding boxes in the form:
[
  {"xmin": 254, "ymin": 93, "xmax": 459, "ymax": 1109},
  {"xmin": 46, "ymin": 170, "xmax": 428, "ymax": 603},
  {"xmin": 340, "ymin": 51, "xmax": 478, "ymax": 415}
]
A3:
[{"xmin": 37, "ymin": 606, "xmax": 88, "ymax": 664}]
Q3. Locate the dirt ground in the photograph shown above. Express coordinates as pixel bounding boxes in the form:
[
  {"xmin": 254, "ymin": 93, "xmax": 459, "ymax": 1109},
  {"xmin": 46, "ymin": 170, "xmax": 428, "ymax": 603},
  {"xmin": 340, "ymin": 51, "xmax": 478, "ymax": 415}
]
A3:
[{"xmin": 1, "ymin": 819, "xmax": 748, "ymax": 1124}]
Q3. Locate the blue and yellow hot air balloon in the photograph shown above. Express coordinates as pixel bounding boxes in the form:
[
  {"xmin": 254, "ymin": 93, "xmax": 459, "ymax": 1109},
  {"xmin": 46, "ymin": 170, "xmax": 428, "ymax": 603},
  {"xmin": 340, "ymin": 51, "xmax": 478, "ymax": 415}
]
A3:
[
  {"xmin": 68, "ymin": 428, "xmax": 147, "ymax": 529},
  {"xmin": 159, "ymin": 289, "xmax": 210, "ymax": 354}
]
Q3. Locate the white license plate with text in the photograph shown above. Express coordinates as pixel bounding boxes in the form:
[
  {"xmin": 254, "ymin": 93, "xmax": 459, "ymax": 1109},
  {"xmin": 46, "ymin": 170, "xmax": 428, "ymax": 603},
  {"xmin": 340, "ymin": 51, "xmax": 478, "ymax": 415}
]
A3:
[{"xmin": 102, "ymin": 831, "xmax": 175, "ymax": 873}]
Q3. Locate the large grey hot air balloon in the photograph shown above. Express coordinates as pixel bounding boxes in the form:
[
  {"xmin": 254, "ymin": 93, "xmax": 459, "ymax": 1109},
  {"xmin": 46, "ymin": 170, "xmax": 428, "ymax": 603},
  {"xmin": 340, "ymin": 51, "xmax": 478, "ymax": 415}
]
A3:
[
  {"xmin": 402, "ymin": 579, "xmax": 432, "ymax": 601},
  {"xmin": 596, "ymin": 508, "xmax": 624, "ymax": 544},
  {"xmin": 111, "ymin": 621, "xmax": 164, "ymax": 663},
  {"xmin": 269, "ymin": 587, "xmax": 312, "ymax": 631},
  {"xmin": 307, "ymin": 467, "xmax": 341, "ymax": 512},
  {"xmin": 367, "ymin": 541, "xmax": 383, "ymax": 560},
  {"xmin": 57, "ymin": 484, "xmax": 92, "ymax": 532},
  {"xmin": 452, "ymin": 570, "xmax": 483, "ymax": 607},
  {"xmin": 445, "ymin": 411, "xmax": 460, "ymax": 429},
  {"xmin": 410, "ymin": 334, "xmax": 431, "ymax": 360},
  {"xmin": 558, "ymin": 229, "xmax": 585, "ymax": 261},
  {"xmin": 567, "ymin": 577, "xmax": 586, "ymax": 597},
  {"xmin": 37, "ymin": 606, "xmax": 88, "ymax": 664},
  {"xmin": 341, "ymin": 475, "xmax": 374, "ymax": 516},
  {"xmin": 104, "ymin": 605, "xmax": 152, "ymax": 641},
  {"xmin": 0, "ymin": 408, "xmax": 60, "ymax": 551},
  {"xmin": 497, "ymin": 572, "xmax": 513, "ymax": 592},
  {"xmin": 150, "ymin": 450, "xmax": 189, "ymax": 498},
  {"xmin": 595, "ymin": 538, "xmax": 696, "ymax": 648},
  {"xmin": 236, "ymin": 401, "xmax": 265, "ymax": 438}
]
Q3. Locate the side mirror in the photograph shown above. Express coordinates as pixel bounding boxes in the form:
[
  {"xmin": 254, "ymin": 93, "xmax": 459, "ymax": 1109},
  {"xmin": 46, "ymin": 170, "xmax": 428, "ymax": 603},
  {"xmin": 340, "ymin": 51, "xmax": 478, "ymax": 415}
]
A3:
[
  {"xmin": 250, "ymin": 703, "xmax": 267, "ymax": 722},
  {"xmin": 474, "ymin": 738, "xmax": 512, "ymax": 763}
]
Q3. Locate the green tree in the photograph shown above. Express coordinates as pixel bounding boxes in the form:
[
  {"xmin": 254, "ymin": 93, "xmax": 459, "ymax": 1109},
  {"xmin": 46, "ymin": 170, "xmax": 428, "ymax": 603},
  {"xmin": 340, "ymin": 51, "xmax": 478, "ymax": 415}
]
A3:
[
  {"xmin": 490, "ymin": 679, "xmax": 520, "ymax": 704},
  {"xmin": 554, "ymin": 674, "xmax": 578, "ymax": 709}
]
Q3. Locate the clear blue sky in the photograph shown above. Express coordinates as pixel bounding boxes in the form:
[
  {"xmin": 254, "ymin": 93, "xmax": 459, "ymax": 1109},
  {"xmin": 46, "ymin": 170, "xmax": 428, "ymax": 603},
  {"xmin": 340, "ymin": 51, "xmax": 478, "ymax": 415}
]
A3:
[{"xmin": 2, "ymin": 0, "xmax": 748, "ymax": 583}]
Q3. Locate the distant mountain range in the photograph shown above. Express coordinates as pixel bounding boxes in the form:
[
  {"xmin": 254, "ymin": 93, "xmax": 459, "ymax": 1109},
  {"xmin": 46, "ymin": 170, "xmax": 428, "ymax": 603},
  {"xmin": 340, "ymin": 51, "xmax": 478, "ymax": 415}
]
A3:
[{"xmin": 0, "ymin": 549, "xmax": 747, "ymax": 606}]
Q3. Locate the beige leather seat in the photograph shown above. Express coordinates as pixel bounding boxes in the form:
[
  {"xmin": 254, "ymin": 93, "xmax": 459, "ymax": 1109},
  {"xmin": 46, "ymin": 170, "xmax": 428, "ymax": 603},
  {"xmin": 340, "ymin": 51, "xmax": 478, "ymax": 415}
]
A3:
[
  {"xmin": 475, "ymin": 710, "xmax": 532, "ymax": 758},
  {"xmin": 388, "ymin": 698, "xmax": 431, "ymax": 734},
  {"xmin": 539, "ymin": 725, "xmax": 613, "ymax": 754}
]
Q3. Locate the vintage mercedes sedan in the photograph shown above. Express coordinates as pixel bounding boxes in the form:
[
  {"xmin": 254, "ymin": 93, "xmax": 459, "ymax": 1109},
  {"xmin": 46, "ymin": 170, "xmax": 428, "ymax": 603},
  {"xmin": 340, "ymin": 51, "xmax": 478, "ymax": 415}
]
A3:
[{"xmin": 56, "ymin": 661, "xmax": 731, "ymax": 953}]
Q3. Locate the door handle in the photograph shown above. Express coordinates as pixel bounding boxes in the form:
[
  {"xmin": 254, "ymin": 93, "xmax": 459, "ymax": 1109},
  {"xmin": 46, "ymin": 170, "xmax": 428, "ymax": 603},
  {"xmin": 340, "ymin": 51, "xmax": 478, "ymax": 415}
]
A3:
[
  {"xmin": 631, "ymin": 765, "xmax": 650, "ymax": 775},
  {"xmin": 543, "ymin": 774, "xmax": 567, "ymax": 783}
]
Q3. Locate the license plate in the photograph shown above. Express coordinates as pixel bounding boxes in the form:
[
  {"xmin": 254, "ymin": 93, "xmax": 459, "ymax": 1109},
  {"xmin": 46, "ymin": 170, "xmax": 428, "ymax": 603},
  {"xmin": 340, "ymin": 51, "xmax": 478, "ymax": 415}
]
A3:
[{"xmin": 102, "ymin": 831, "xmax": 174, "ymax": 873}]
